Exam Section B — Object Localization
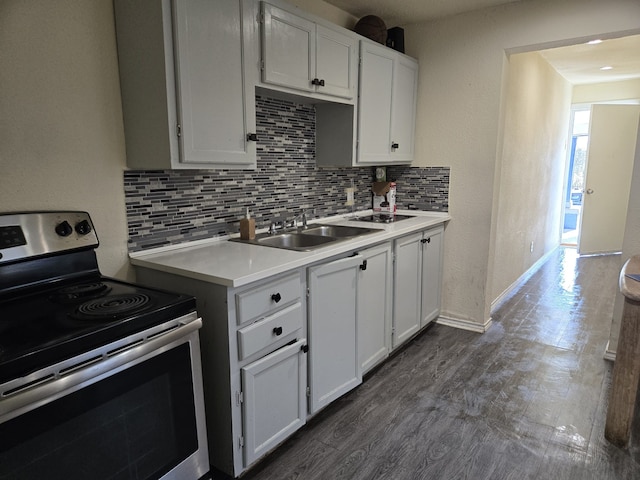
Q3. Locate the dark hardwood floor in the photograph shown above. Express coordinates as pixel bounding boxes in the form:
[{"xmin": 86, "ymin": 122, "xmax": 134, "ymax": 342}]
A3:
[{"xmin": 214, "ymin": 247, "xmax": 640, "ymax": 479}]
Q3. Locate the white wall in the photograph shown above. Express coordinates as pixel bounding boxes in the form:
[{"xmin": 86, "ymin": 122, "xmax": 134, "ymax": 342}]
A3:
[
  {"xmin": 403, "ymin": 0, "xmax": 640, "ymax": 329},
  {"xmin": 0, "ymin": 0, "xmax": 132, "ymax": 280},
  {"xmin": 490, "ymin": 52, "xmax": 572, "ymax": 303}
]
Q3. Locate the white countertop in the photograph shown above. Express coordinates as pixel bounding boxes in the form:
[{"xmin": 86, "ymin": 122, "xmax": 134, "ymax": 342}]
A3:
[{"xmin": 130, "ymin": 210, "xmax": 450, "ymax": 288}]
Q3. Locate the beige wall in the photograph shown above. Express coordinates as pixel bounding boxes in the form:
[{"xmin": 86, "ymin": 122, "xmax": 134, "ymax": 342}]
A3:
[
  {"xmin": 573, "ymin": 78, "xmax": 640, "ymax": 105},
  {"xmin": 0, "ymin": 0, "xmax": 132, "ymax": 280},
  {"xmin": 490, "ymin": 52, "xmax": 572, "ymax": 303},
  {"xmin": 291, "ymin": 0, "xmax": 357, "ymax": 29},
  {"xmin": 402, "ymin": 0, "xmax": 640, "ymax": 329}
]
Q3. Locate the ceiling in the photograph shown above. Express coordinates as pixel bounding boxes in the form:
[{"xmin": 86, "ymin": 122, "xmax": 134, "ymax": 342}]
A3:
[
  {"xmin": 323, "ymin": 0, "xmax": 640, "ymax": 85},
  {"xmin": 539, "ymin": 35, "xmax": 640, "ymax": 85}
]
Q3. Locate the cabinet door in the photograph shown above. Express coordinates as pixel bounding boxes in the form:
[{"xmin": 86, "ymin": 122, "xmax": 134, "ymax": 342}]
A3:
[
  {"xmin": 173, "ymin": 0, "xmax": 256, "ymax": 167},
  {"xmin": 261, "ymin": 3, "xmax": 315, "ymax": 93},
  {"xmin": 316, "ymin": 25, "xmax": 357, "ymax": 99},
  {"xmin": 242, "ymin": 338, "xmax": 307, "ymax": 467},
  {"xmin": 393, "ymin": 232, "xmax": 423, "ymax": 348},
  {"xmin": 357, "ymin": 244, "xmax": 393, "ymax": 373},
  {"xmin": 390, "ymin": 55, "xmax": 418, "ymax": 163},
  {"xmin": 421, "ymin": 227, "xmax": 444, "ymax": 327},
  {"xmin": 357, "ymin": 41, "xmax": 394, "ymax": 164},
  {"xmin": 308, "ymin": 255, "xmax": 362, "ymax": 414}
]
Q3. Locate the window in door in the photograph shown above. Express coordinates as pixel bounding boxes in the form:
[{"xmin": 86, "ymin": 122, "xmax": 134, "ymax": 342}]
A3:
[{"xmin": 562, "ymin": 107, "xmax": 590, "ymax": 246}]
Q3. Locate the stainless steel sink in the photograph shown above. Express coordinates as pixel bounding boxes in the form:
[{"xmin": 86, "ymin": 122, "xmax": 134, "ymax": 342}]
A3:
[
  {"xmin": 230, "ymin": 223, "xmax": 379, "ymax": 251},
  {"xmin": 299, "ymin": 224, "xmax": 378, "ymax": 238},
  {"xmin": 256, "ymin": 233, "xmax": 335, "ymax": 249}
]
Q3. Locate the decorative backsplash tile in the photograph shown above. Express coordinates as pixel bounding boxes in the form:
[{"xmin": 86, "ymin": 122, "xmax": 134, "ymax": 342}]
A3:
[
  {"xmin": 124, "ymin": 96, "xmax": 449, "ymax": 251},
  {"xmin": 388, "ymin": 165, "xmax": 449, "ymax": 211}
]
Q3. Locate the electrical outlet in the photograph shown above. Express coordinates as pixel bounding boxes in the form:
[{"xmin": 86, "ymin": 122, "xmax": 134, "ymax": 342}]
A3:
[{"xmin": 530, "ymin": 241, "xmax": 534, "ymax": 253}]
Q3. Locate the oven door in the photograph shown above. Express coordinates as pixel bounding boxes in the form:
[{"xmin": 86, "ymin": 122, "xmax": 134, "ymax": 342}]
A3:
[{"xmin": 0, "ymin": 314, "xmax": 209, "ymax": 480}]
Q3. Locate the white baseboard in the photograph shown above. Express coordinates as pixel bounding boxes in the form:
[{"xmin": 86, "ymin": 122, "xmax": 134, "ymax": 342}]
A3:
[
  {"xmin": 604, "ymin": 341, "xmax": 616, "ymax": 361},
  {"xmin": 491, "ymin": 247, "xmax": 558, "ymax": 313},
  {"xmin": 436, "ymin": 315, "xmax": 492, "ymax": 333}
]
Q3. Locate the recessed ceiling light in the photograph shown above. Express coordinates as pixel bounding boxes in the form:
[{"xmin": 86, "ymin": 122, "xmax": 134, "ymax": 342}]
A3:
[
  {"xmin": 587, "ymin": 39, "xmax": 603, "ymax": 45},
  {"xmin": 600, "ymin": 65, "xmax": 613, "ymax": 70}
]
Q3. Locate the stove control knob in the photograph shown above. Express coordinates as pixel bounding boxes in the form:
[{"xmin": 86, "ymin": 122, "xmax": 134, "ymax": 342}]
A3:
[
  {"xmin": 75, "ymin": 220, "xmax": 92, "ymax": 235},
  {"xmin": 55, "ymin": 220, "xmax": 73, "ymax": 237}
]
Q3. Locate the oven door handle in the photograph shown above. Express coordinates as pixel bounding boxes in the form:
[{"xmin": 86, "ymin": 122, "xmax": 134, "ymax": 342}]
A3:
[{"xmin": 0, "ymin": 316, "xmax": 203, "ymax": 423}]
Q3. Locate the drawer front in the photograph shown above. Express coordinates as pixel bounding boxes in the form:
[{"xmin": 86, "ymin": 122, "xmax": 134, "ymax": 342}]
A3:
[
  {"xmin": 238, "ymin": 302, "xmax": 303, "ymax": 361},
  {"xmin": 236, "ymin": 273, "xmax": 302, "ymax": 325}
]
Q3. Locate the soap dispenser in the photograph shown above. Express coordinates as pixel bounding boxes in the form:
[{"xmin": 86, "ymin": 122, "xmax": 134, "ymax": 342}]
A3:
[{"xmin": 239, "ymin": 208, "xmax": 255, "ymax": 240}]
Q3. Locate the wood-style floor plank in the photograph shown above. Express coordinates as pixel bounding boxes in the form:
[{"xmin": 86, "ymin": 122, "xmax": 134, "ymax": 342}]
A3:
[{"xmin": 211, "ymin": 248, "xmax": 640, "ymax": 479}]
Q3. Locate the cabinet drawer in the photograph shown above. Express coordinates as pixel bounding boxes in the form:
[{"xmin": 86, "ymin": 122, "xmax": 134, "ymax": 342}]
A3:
[
  {"xmin": 238, "ymin": 302, "xmax": 303, "ymax": 360},
  {"xmin": 236, "ymin": 273, "xmax": 302, "ymax": 325}
]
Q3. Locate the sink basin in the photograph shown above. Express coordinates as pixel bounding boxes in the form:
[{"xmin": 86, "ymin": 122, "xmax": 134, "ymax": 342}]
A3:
[
  {"xmin": 229, "ymin": 223, "xmax": 379, "ymax": 251},
  {"xmin": 299, "ymin": 224, "xmax": 378, "ymax": 238},
  {"xmin": 256, "ymin": 233, "xmax": 335, "ymax": 250}
]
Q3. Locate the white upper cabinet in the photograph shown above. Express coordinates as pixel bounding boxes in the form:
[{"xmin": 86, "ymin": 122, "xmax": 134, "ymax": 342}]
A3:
[
  {"xmin": 390, "ymin": 54, "xmax": 419, "ymax": 163},
  {"xmin": 316, "ymin": 39, "xmax": 418, "ymax": 167},
  {"xmin": 114, "ymin": 0, "xmax": 257, "ymax": 169},
  {"xmin": 260, "ymin": 2, "xmax": 357, "ymax": 101},
  {"xmin": 315, "ymin": 25, "xmax": 358, "ymax": 99},
  {"xmin": 357, "ymin": 41, "xmax": 395, "ymax": 165},
  {"xmin": 357, "ymin": 40, "xmax": 418, "ymax": 165}
]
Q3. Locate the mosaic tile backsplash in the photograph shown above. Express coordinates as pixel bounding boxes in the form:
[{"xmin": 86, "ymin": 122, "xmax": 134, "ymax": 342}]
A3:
[{"xmin": 124, "ymin": 96, "xmax": 449, "ymax": 251}]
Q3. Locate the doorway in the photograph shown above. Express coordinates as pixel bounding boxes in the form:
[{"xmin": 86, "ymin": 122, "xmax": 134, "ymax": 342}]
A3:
[{"xmin": 562, "ymin": 107, "xmax": 590, "ymax": 246}]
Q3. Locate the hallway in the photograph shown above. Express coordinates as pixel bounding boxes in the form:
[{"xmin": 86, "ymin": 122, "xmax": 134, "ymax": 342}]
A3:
[{"xmin": 222, "ymin": 248, "xmax": 640, "ymax": 479}]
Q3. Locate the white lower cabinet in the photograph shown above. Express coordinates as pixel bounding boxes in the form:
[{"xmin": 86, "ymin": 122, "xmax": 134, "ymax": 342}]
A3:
[
  {"xmin": 241, "ymin": 338, "xmax": 307, "ymax": 466},
  {"xmin": 134, "ymin": 222, "xmax": 445, "ymax": 477},
  {"xmin": 393, "ymin": 232, "xmax": 423, "ymax": 347},
  {"xmin": 393, "ymin": 225, "xmax": 444, "ymax": 348},
  {"xmin": 420, "ymin": 226, "xmax": 444, "ymax": 327},
  {"xmin": 357, "ymin": 244, "xmax": 393, "ymax": 373},
  {"xmin": 308, "ymin": 254, "xmax": 362, "ymax": 414}
]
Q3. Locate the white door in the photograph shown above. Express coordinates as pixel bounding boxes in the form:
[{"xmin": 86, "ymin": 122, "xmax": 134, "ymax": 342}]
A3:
[
  {"xmin": 173, "ymin": 0, "xmax": 256, "ymax": 166},
  {"xmin": 390, "ymin": 55, "xmax": 418, "ymax": 163},
  {"xmin": 357, "ymin": 41, "xmax": 394, "ymax": 164},
  {"xmin": 241, "ymin": 339, "xmax": 307, "ymax": 467},
  {"xmin": 357, "ymin": 244, "xmax": 392, "ymax": 373},
  {"xmin": 315, "ymin": 25, "xmax": 357, "ymax": 99},
  {"xmin": 420, "ymin": 227, "xmax": 444, "ymax": 327},
  {"xmin": 308, "ymin": 255, "xmax": 362, "ymax": 414},
  {"xmin": 261, "ymin": 3, "xmax": 315, "ymax": 92},
  {"xmin": 579, "ymin": 105, "xmax": 640, "ymax": 255},
  {"xmin": 393, "ymin": 232, "xmax": 423, "ymax": 348}
]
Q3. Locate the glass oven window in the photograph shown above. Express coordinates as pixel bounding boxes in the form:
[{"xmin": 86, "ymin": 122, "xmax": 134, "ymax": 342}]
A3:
[{"xmin": 0, "ymin": 343, "xmax": 198, "ymax": 480}]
